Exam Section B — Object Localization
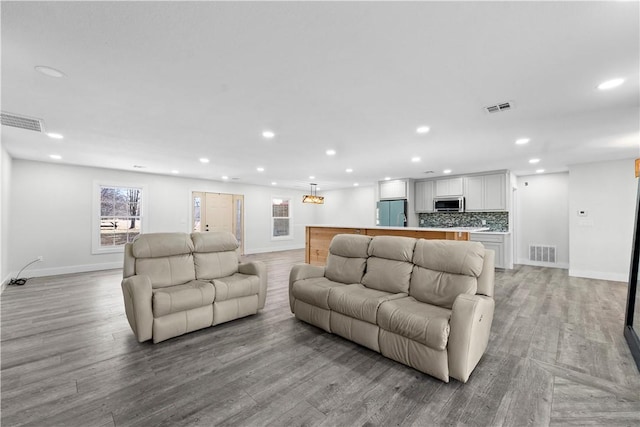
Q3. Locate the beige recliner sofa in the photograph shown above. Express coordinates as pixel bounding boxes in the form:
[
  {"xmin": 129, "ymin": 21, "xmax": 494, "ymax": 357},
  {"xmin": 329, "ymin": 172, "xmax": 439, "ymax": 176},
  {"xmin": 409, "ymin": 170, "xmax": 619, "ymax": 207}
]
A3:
[
  {"xmin": 289, "ymin": 234, "xmax": 495, "ymax": 383},
  {"xmin": 122, "ymin": 231, "xmax": 267, "ymax": 343}
]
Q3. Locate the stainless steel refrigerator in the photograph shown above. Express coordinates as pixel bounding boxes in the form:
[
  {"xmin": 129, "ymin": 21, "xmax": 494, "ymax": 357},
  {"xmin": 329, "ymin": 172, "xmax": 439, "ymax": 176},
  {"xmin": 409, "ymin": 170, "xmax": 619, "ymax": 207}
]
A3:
[{"xmin": 377, "ymin": 199, "xmax": 407, "ymax": 227}]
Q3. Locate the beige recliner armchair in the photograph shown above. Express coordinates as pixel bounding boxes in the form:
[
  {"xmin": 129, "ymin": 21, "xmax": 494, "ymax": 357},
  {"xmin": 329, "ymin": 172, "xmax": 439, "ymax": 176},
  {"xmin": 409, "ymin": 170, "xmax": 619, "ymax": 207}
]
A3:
[{"xmin": 121, "ymin": 231, "xmax": 267, "ymax": 343}]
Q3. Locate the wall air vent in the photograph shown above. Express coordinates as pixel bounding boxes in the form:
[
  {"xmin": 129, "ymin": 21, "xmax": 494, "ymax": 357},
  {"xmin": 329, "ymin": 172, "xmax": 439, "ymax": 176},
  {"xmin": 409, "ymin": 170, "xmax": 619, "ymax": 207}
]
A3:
[
  {"xmin": 529, "ymin": 244, "xmax": 556, "ymax": 263},
  {"xmin": 485, "ymin": 102, "xmax": 513, "ymax": 114},
  {"xmin": 1, "ymin": 112, "xmax": 45, "ymax": 132}
]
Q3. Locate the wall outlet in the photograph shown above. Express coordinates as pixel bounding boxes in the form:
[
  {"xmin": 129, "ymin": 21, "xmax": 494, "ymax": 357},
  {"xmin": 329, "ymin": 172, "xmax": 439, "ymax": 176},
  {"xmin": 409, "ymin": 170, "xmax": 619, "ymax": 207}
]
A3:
[
  {"xmin": 420, "ymin": 218, "xmax": 424, "ymax": 225},
  {"xmin": 37, "ymin": 256, "xmax": 43, "ymax": 262},
  {"xmin": 481, "ymin": 219, "xmax": 487, "ymax": 225}
]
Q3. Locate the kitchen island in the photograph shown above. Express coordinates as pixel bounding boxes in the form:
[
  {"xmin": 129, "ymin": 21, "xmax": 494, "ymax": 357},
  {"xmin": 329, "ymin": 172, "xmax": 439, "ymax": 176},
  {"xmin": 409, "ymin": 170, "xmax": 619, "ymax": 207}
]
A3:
[{"xmin": 305, "ymin": 225, "xmax": 489, "ymax": 265}]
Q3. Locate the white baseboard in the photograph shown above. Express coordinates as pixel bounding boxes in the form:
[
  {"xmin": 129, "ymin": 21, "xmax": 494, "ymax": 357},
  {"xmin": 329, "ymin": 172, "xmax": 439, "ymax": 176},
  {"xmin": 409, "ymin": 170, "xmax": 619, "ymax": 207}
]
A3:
[
  {"xmin": 517, "ymin": 259, "xmax": 569, "ymax": 269},
  {"xmin": 246, "ymin": 244, "xmax": 305, "ymax": 255},
  {"xmin": 568, "ymin": 269, "xmax": 628, "ymax": 283},
  {"xmin": 24, "ymin": 262, "xmax": 123, "ymax": 278}
]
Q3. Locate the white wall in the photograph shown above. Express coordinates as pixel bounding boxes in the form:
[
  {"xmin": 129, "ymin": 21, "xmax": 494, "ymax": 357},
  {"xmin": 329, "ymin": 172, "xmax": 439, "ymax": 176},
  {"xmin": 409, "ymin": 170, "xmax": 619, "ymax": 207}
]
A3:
[
  {"xmin": 315, "ymin": 185, "xmax": 376, "ymax": 227},
  {"xmin": 516, "ymin": 172, "xmax": 570, "ymax": 268},
  {"xmin": 0, "ymin": 143, "xmax": 12, "ymax": 286},
  {"xmin": 569, "ymin": 158, "xmax": 637, "ymax": 282},
  {"xmin": 9, "ymin": 160, "xmax": 318, "ymax": 277}
]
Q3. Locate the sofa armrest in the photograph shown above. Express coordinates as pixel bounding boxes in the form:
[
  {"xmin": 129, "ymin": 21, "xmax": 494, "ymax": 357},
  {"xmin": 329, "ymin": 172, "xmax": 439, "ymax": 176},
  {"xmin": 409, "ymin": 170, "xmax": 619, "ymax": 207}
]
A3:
[
  {"xmin": 447, "ymin": 293, "xmax": 495, "ymax": 383},
  {"xmin": 239, "ymin": 261, "xmax": 268, "ymax": 309},
  {"xmin": 288, "ymin": 263, "xmax": 326, "ymax": 312},
  {"xmin": 121, "ymin": 275, "xmax": 153, "ymax": 343}
]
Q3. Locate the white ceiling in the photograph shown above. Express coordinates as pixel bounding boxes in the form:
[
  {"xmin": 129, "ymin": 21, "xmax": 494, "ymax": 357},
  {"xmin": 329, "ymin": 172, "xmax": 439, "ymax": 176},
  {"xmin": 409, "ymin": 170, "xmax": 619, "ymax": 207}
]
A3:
[{"xmin": 2, "ymin": 1, "xmax": 639, "ymax": 191}]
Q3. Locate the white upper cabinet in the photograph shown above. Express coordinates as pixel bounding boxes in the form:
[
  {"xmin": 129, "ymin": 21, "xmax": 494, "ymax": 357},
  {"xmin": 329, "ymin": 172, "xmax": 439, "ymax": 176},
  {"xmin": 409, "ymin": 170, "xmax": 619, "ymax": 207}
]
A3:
[
  {"xmin": 414, "ymin": 180, "xmax": 434, "ymax": 212},
  {"xmin": 464, "ymin": 173, "xmax": 507, "ymax": 211},
  {"xmin": 379, "ymin": 179, "xmax": 407, "ymax": 200},
  {"xmin": 464, "ymin": 176, "xmax": 484, "ymax": 211},
  {"xmin": 435, "ymin": 177, "xmax": 464, "ymax": 197}
]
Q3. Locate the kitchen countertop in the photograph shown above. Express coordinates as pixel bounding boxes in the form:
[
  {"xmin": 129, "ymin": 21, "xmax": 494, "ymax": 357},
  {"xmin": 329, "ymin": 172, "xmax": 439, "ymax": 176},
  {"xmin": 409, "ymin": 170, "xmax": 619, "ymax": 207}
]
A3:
[{"xmin": 307, "ymin": 225, "xmax": 493, "ymax": 233}]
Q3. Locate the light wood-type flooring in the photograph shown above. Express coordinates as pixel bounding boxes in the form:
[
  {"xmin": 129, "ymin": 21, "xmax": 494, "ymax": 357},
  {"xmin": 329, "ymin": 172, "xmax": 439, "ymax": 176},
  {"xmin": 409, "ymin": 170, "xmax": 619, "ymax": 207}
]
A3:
[{"xmin": 2, "ymin": 249, "xmax": 639, "ymax": 426}]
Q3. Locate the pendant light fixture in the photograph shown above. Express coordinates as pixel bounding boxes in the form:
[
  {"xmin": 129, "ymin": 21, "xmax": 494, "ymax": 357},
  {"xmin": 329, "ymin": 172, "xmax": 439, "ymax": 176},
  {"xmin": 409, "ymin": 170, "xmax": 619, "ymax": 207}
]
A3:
[{"xmin": 302, "ymin": 183, "xmax": 324, "ymax": 204}]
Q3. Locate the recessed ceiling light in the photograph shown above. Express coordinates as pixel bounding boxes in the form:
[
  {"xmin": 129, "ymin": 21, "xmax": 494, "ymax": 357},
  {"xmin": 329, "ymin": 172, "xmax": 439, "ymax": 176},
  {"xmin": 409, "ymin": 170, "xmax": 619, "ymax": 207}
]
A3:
[
  {"xmin": 597, "ymin": 78, "xmax": 624, "ymax": 90},
  {"xmin": 354, "ymin": 183, "xmax": 359, "ymax": 187},
  {"xmin": 326, "ymin": 149, "xmax": 336, "ymax": 156},
  {"xmin": 309, "ymin": 175, "xmax": 315, "ymax": 179},
  {"xmin": 536, "ymin": 169, "xmax": 545, "ymax": 173},
  {"xmin": 257, "ymin": 167, "xmax": 265, "ymax": 172},
  {"xmin": 416, "ymin": 126, "xmax": 430, "ymax": 134},
  {"xmin": 515, "ymin": 138, "xmax": 530, "ymax": 145},
  {"xmin": 346, "ymin": 168, "xmax": 353, "ymax": 173},
  {"xmin": 49, "ymin": 154, "xmax": 62, "ymax": 160},
  {"xmin": 529, "ymin": 158, "xmax": 541, "ymax": 164},
  {"xmin": 384, "ymin": 177, "xmax": 391, "ymax": 181},
  {"xmin": 271, "ymin": 182, "xmax": 277, "ymax": 185},
  {"xmin": 171, "ymin": 170, "xmax": 179, "ymax": 174},
  {"xmin": 411, "ymin": 157, "xmax": 421, "ymax": 163},
  {"xmin": 443, "ymin": 169, "xmax": 452, "ymax": 174},
  {"xmin": 34, "ymin": 65, "xmax": 66, "ymax": 78},
  {"xmin": 199, "ymin": 158, "xmax": 209, "ymax": 163},
  {"xmin": 46, "ymin": 132, "xmax": 63, "ymax": 140},
  {"xmin": 262, "ymin": 130, "xmax": 275, "ymax": 139},
  {"xmin": 222, "ymin": 175, "xmax": 229, "ymax": 180}
]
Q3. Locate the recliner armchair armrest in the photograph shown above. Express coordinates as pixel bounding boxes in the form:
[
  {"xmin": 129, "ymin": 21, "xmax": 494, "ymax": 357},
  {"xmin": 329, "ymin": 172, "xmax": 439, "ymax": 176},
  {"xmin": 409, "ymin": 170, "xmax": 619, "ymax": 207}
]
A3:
[
  {"xmin": 447, "ymin": 294, "xmax": 495, "ymax": 383},
  {"xmin": 288, "ymin": 263, "xmax": 326, "ymax": 312},
  {"xmin": 239, "ymin": 261, "xmax": 268, "ymax": 309},
  {"xmin": 121, "ymin": 275, "xmax": 154, "ymax": 343}
]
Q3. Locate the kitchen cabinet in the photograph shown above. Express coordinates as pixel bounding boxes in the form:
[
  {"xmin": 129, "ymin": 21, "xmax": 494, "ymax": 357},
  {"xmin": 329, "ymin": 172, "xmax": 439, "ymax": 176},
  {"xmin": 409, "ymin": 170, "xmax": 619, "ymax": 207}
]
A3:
[
  {"xmin": 414, "ymin": 180, "xmax": 434, "ymax": 212},
  {"xmin": 435, "ymin": 177, "xmax": 464, "ymax": 197},
  {"xmin": 464, "ymin": 173, "xmax": 507, "ymax": 211},
  {"xmin": 470, "ymin": 233, "xmax": 509, "ymax": 269},
  {"xmin": 379, "ymin": 180, "xmax": 407, "ymax": 200}
]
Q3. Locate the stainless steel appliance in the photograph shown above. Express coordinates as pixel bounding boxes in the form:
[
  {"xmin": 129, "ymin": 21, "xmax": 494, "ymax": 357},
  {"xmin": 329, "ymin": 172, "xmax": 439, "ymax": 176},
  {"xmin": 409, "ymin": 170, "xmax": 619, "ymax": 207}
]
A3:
[{"xmin": 434, "ymin": 197, "xmax": 465, "ymax": 212}]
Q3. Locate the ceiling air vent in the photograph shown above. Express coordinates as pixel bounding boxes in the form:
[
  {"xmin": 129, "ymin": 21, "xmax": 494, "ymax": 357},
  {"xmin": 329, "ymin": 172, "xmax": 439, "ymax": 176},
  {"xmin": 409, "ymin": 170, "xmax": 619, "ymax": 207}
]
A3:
[
  {"xmin": 1, "ymin": 112, "xmax": 45, "ymax": 132},
  {"xmin": 485, "ymin": 102, "xmax": 513, "ymax": 114}
]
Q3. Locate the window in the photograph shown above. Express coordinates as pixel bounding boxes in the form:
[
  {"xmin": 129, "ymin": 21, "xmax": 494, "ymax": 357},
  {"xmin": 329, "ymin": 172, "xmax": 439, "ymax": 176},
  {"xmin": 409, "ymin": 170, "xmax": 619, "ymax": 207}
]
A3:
[
  {"xmin": 272, "ymin": 197, "xmax": 292, "ymax": 239},
  {"xmin": 93, "ymin": 182, "xmax": 146, "ymax": 253}
]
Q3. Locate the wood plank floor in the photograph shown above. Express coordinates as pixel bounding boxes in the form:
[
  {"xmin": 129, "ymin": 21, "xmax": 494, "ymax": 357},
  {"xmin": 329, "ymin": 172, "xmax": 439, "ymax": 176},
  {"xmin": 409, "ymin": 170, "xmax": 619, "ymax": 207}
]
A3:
[{"xmin": 2, "ymin": 249, "xmax": 639, "ymax": 426}]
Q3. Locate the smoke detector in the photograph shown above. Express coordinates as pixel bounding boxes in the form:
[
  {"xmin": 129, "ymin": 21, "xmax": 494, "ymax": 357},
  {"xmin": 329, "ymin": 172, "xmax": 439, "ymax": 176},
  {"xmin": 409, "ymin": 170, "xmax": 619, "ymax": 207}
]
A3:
[{"xmin": 1, "ymin": 112, "xmax": 45, "ymax": 132}]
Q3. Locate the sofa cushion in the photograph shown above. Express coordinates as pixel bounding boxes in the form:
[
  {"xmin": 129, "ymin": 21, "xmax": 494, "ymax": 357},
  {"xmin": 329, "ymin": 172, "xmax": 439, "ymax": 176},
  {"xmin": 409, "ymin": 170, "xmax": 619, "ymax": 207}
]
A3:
[
  {"xmin": 213, "ymin": 273, "xmax": 260, "ymax": 302},
  {"xmin": 194, "ymin": 252, "xmax": 239, "ymax": 280},
  {"xmin": 367, "ymin": 235, "xmax": 416, "ymax": 262},
  {"xmin": 361, "ymin": 236, "xmax": 416, "ymax": 293},
  {"xmin": 328, "ymin": 284, "xmax": 406, "ymax": 324},
  {"xmin": 132, "ymin": 232, "xmax": 194, "ymax": 258},
  {"xmin": 292, "ymin": 277, "xmax": 347, "ymax": 310},
  {"xmin": 410, "ymin": 266, "xmax": 477, "ymax": 309},
  {"xmin": 136, "ymin": 254, "xmax": 196, "ymax": 288},
  {"xmin": 409, "ymin": 240, "xmax": 485, "ymax": 308},
  {"xmin": 152, "ymin": 280, "xmax": 215, "ymax": 317},
  {"xmin": 412, "ymin": 239, "xmax": 485, "ymax": 277},
  {"xmin": 377, "ymin": 297, "xmax": 451, "ymax": 351},
  {"xmin": 191, "ymin": 231, "xmax": 239, "ymax": 252},
  {"xmin": 324, "ymin": 234, "xmax": 371, "ymax": 284}
]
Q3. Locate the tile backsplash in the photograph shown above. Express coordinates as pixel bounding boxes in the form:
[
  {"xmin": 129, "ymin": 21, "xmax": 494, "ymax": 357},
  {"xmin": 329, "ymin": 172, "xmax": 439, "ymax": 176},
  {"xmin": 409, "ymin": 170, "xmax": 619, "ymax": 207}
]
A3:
[{"xmin": 418, "ymin": 211, "xmax": 509, "ymax": 232}]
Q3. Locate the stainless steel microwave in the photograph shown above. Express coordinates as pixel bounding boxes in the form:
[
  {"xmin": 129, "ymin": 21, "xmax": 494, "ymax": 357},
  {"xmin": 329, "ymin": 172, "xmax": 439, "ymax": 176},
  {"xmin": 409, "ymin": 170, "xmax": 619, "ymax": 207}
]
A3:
[{"xmin": 433, "ymin": 197, "xmax": 465, "ymax": 212}]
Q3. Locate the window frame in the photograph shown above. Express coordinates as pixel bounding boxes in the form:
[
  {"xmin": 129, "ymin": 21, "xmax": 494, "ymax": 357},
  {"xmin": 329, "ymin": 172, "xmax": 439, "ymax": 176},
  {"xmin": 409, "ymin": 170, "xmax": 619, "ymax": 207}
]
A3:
[
  {"xmin": 271, "ymin": 196, "xmax": 293, "ymax": 241},
  {"xmin": 92, "ymin": 181, "xmax": 148, "ymax": 254}
]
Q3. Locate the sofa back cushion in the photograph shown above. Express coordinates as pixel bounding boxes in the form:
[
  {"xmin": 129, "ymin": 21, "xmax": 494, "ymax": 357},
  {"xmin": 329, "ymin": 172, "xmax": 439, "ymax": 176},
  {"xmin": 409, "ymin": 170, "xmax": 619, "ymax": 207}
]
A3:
[
  {"xmin": 361, "ymin": 236, "xmax": 416, "ymax": 293},
  {"xmin": 410, "ymin": 239, "xmax": 485, "ymax": 308},
  {"xmin": 191, "ymin": 232, "xmax": 240, "ymax": 279},
  {"xmin": 325, "ymin": 234, "xmax": 372, "ymax": 284},
  {"xmin": 132, "ymin": 233, "xmax": 196, "ymax": 288}
]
